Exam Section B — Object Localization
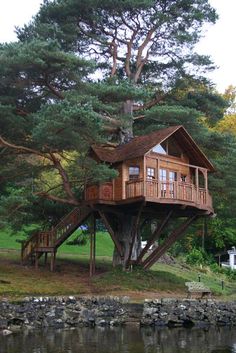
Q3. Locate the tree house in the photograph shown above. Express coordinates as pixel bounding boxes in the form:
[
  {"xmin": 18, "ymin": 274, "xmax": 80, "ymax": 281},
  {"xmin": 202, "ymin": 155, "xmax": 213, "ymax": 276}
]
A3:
[
  {"xmin": 22, "ymin": 126, "xmax": 215, "ymax": 273},
  {"xmin": 87, "ymin": 125, "xmax": 214, "ymax": 213}
]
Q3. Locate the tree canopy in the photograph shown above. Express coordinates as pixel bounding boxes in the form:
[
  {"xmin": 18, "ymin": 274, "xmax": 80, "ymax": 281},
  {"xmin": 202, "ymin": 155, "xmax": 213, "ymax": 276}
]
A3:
[{"xmin": 0, "ymin": 0, "xmax": 235, "ymax": 255}]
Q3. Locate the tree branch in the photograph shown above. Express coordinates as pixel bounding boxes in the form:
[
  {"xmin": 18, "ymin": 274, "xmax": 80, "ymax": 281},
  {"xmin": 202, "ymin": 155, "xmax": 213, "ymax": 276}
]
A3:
[
  {"xmin": 134, "ymin": 27, "xmax": 156, "ymax": 82},
  {"xmin": 0, "ymin": 136, "xmax": 52, "ymax": 160},
  {"xmin": 133, "ymin": 93, "xmax": 167, "ymax": 111},
  {"xmin": 34, "ymin": 192, "xmax": 80, "ymax": 206},
  {"xmin": 125, "ymin": 29, "xmax": 139, "ymax": 78},
  {"xmin": 49, "ymin": 153, "xmax": 78, "ymax": 203},
  {"xmin": 44, "ymin": 73, "xmax": 64, "ymax": 99},
  {"xmin": 110, "ymin": 39, "xmax": 118, "ymax": 77}
]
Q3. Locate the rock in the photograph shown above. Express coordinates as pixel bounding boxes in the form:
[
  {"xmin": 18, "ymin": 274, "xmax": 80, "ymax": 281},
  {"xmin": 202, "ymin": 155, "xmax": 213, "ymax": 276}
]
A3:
[
  {"xmin": 0, "ymin": 296, "xmax": 235, "ymax": 330},
  {"xmin": 1, "ymin": 329, "xmax": 13, "ymax": 336}
]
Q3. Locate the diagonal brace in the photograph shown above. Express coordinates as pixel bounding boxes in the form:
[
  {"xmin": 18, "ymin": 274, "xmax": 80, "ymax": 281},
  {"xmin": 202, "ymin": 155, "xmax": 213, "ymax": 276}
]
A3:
[
  {"xmin": 143, "ymin": 215, "xmax": 198, "ymax": 270},
  {"xmin": 136, "ymin": 210, "xmax": 173, "ymax": 264},
  {"xmin": 126, "ymin": 202, "xmax": 145, "ymax": 268},
  {"xmin": 99, "ymin": 211, "xmax": 124, "ymax": 258}
]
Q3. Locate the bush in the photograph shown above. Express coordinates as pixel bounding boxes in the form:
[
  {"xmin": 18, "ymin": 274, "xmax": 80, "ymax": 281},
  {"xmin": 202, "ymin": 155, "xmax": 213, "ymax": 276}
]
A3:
[
  {"xmin": 224, "ymin": 267, "xmax": 236, "ymax": 281},
  {"xmin": 185, "ymin": 248, "xmax": 209, "ymax": 266},
  {"xmin": 67, "ymin": 231, "xmax": 88, "ymax": 246}
]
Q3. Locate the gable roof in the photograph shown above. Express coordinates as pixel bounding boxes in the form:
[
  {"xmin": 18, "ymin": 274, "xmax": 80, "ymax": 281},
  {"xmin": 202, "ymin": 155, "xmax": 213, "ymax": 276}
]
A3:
[{"xmin": 92, "ymin": 125, "xmax": 215, "ymax": 172}]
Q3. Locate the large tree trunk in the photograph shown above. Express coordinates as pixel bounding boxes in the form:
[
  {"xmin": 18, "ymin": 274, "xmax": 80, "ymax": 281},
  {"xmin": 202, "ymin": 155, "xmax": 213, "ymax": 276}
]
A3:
[
  {"xmin": 119, "ymin": 100, "xmax": 134, "ymax": 144},
  {"xmin": 112, "ymin": 214, "xmax": 142, "ymax": 268}
]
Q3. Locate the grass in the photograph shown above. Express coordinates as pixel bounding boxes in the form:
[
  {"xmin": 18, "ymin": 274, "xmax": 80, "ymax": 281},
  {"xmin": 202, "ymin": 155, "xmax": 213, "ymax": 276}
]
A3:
[
  {"xmin": 0, "ymin": 227, "xmax": 114, "ymax": 256},
  {"xmin": 0, "ymin": 228, "xmax": 235, "ymax": 301}
]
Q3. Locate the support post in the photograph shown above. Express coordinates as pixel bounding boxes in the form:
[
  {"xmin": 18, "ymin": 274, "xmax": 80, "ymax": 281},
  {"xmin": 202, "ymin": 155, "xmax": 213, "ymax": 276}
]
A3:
[
  {"xmin": 143, "ymin": 215, "xmax": 198, "ymax": 269},
  {"xmin": 143, "ymin": 156, "xmax": 147, "ymax": 196},
  {"xmin": 136, "ymin": 210, "xmax": 173, "ymax": 264},
  {"xmin": 50, "ymin": 251, "xmax": 56, "ymax": 272},
  {"xmin": 157, "ymin": 158, "xmax": 160, "ymax": 198},
  {"xmin": 35, "ymin": 253, "xmax": 39, "ymax": 270},
  {"xmin": 90, "ymin": 214, "xmax": 96, "ymax": 277},
  {"xmin": 195, "ymin": 168, "xmax": 199, "ymax": 203},
  {"xmin": 44, "ymin": 252, "xmax": 48, "ymax": 265}
]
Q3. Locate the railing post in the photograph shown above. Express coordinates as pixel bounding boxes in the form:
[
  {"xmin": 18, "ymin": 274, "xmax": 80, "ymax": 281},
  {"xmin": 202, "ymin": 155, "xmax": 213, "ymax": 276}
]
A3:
[{"xmin": 195, "ymin": 168, "xmax": 199, "ymax": 204}]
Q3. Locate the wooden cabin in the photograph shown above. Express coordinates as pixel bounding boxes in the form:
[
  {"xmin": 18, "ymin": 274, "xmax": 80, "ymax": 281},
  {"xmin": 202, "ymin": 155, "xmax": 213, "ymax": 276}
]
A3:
[
  {"xmin": 85, "ymin": 125, "xmax": 214, "ymax": 214},
  {"xmin": 21, "ymin": 125, "xmax": 215, "ymax": 272}
]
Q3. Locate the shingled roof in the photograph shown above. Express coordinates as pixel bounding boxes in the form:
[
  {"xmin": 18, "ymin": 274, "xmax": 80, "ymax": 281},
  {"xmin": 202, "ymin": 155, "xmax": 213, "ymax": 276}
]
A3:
[{"xmin": 91, "ymin": 125, "xmax": 215, "ymax": 171}]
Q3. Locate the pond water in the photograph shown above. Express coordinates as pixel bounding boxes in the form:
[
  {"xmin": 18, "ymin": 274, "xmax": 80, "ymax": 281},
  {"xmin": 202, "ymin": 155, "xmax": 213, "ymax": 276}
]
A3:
[{"xmin": 1, "ymin": 326, "xmax": 236, "ymax": 353}]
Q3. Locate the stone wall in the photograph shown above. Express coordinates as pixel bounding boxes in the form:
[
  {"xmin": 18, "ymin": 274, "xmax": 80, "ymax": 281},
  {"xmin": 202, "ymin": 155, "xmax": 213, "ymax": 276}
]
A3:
[{"xmin": 0, "ymin": 297, "xmax": 236, "ymax": 334}]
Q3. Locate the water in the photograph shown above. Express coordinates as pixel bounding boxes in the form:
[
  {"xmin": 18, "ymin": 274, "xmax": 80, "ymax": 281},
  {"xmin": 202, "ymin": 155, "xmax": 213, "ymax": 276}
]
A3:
[{"xmin": 1, "ymin": 326, "xmax": 236, "ymax": 353}]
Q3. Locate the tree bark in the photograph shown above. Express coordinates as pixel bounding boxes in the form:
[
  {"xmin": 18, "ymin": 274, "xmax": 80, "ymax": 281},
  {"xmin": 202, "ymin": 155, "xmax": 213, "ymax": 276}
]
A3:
[
  {"xmin": 112, "ymin": 214, "xmax": 141, "ymax": 267},
  {"xmin": 119, "ymin": 100, "xmax": 134, "ymax": 144}
]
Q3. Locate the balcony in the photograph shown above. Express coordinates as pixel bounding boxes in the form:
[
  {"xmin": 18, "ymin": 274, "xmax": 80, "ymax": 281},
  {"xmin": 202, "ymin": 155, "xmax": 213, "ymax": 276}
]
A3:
[
  {"xmin": 85, "ymin": 179, "xmax": 213, "ymax": 211},
  {"xmin": 126, "ymin": 179, "xmax": 212, "ymax": 210}
]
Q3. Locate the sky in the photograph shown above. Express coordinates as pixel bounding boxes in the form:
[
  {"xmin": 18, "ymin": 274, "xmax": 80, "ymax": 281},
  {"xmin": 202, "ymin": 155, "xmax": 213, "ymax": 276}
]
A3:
[{"xmin": 0, "ymin": 0, "xmax": 235, "ymax": 93}]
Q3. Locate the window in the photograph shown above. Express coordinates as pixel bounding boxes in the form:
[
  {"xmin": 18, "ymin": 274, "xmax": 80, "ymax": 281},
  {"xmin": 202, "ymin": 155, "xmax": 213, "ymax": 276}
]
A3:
[
  {"xmin": 129, "ymin": 166, "xmax": 140, "ymax": 180},
  {"xmin": 169, "ymin": 171, "xmax": 177, "ymax": 182},
  {"xmin": 152, "ymin": 137, "xmax": 182, "ymax": 158},
  {"xmin": 152, "ymin": 141, "xmax": 167, "ymax": 154},
  {"xmin": 169, "ymin": 171, "xmax": 177, "ymax": 198},
  {"xmin": 159, "ymin": 169, "xmax": 167, "ymax": 181},
  {"xmin": 180, "ymin": 174, "xmax": 186, "ymax": 182},
  {"xmin": 147, "ymin": 167, "xmax": 155, "ymax": 180}
]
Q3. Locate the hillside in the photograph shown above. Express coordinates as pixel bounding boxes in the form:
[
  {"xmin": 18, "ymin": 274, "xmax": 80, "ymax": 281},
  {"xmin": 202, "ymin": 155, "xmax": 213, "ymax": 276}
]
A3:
[{"xmin": 0, "ymin": 229, "xmax": 235, "ymax": 301}]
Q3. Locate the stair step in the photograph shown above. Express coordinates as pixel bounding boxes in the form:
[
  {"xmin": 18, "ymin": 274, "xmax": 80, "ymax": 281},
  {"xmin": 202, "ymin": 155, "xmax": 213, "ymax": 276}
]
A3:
[{"xmin": 21, "ymin": 206, "xmax": 91, "ymax": 265}]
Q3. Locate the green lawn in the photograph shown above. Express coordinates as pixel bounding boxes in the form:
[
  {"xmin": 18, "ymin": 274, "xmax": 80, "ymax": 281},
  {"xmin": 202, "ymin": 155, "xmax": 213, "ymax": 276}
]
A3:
[
  {"xmin": 0, "ymin": 227, "xmax": 114, "ymax": 257},
  {"xmin": 0, "ymin": 228, "xmax": 235, "ymax": 300}
]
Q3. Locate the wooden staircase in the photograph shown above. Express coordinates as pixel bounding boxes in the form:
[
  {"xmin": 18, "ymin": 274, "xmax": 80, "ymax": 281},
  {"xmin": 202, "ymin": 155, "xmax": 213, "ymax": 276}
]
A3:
[{"xmin": 21, "ymin": 206, "xmax": 91, "ymax": 270}]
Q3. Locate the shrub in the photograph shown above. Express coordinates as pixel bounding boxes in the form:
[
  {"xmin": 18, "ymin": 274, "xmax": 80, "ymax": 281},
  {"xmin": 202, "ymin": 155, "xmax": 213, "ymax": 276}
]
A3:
[
  {"xmin": 185, "ymin": 248, "xmax": 208, "ymax": 266},
  {"xmin": 67, "ymin": 231, "xmax": 88, "ymax": 246}
]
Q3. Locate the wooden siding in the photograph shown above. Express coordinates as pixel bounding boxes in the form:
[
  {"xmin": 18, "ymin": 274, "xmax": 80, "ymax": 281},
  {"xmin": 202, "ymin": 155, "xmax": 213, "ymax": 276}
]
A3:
[
  {"xmin": 114, "ymin": 164, "xmax": 123, "ymax": 200},
  {"xmin": 84, "ymin": 155, "xmax": 213, "ymax": 212},
  {"xmin": 146, "ymin": 152, "xmax": 190, "ymax": 178}
]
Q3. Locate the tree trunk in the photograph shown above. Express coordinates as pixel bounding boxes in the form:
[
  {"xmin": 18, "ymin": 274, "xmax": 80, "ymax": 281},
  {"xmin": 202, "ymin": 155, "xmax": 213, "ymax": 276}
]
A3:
[
  {"xmin": 112, "ymin": 214, "xmax": 141, "ymax": 268},
  {"xmin": 119, "ymin": 100, "xmax": 134, "ymax": 144}
]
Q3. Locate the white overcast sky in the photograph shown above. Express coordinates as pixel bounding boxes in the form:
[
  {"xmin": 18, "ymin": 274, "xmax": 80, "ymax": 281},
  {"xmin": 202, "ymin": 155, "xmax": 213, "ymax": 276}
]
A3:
[{"xmin": 0, "ymin": 0, "xmax": 235, "ymax": 93}]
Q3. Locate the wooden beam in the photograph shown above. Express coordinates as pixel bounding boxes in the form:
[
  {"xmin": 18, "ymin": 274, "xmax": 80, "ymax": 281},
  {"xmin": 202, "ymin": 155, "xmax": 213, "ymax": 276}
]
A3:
[
  {"xmin": 50, "ymin": 251, "xmax": 56, "ymax": 272},
  {"xmin": 98, "ymin": 211, "xmax": 124, "ymax": 258},
  {"xmin": 35, "ymin": 253, "xmax": 39, "ymax": 270},
  {"xmin": 90, "ymin": 214, "xmax": 96, "ymax": 277},
  {"xmin": 143, "ymin": 215, "xmax": 198, "ymax": 269},
  {"xmin": 126, "ymin": 202, "xmax": 145, "ymax": 268},
  {"xmin": 94, "ymin": 205, "xmax": 124, "ymax": 217},
  {"xmin": 136, "ymin": 210, "xmax": 173, "ymax": 264},
  {"xmin": 93, "ymin": 219, "xmax": 96, "ymax": 275}
]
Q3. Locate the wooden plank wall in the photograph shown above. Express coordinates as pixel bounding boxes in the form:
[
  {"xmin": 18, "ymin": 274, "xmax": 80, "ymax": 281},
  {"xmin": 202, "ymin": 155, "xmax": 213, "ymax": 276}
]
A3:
[
  {"xmin": 146, "ymin": 152, "xmax": 190, "ymax": 181},
  {"xmin": 114, "ymin": 163, "xmax": 123, "ymax": 200}
]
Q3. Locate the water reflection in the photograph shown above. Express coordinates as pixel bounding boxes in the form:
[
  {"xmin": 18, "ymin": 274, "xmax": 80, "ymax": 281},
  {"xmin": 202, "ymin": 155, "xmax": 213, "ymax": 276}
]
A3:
[{"xmin": 0, "ymin": 326, "xmax": 236, "ymax": 353}]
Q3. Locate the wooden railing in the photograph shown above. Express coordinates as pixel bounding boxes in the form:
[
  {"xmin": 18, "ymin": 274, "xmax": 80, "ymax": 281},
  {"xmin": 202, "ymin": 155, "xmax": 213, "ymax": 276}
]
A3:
[
  {"xmin": 126, "ymin": 179, "xmax": 144, "ymax": 198},
  {"xmin": 21, "ymin": 232, "xmax": 38, "ymax": 262},
  {"xmin": 125, "ymin": 179, "xmax": 212, "ymax": 209},
  {"xmin": 21, "ymin": 206, "xmax": 91, "ymax": 262},
  {"xmin": 85, "ymin": 182, "xmax": 113, "ymax": 201}
]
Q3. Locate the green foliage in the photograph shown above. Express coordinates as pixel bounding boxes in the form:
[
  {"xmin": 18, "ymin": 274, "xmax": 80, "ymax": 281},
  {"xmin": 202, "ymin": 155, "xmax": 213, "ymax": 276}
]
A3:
[
  {"xmin": 209, "ymin": 263, "xmax": 236, "ymax": 281},
  {"xmin": 185, "ymin": 248, "xmax": 209, "ymax": 266},
  {"xmin": 0, "ymin": 0, "xmax": 235, "ymax": 263},
  {"xmin": 66, "ymin": 230, "xmax": 89, "ymax": 246}
]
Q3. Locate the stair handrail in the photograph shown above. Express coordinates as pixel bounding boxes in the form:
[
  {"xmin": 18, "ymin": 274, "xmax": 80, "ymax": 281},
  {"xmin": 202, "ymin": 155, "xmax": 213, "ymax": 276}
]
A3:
[
  {"xmin": 21, "ymin": 231, "xmax": 38, "ymax": 262},
  {"xmin": 53, "ymin": 206, "xmax": 90, "ymax": 245}
]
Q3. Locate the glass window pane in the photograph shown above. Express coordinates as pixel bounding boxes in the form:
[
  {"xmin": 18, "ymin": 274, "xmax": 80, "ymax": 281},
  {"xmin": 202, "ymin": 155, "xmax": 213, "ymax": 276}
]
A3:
[
  {"xmin": 129, "ymin": 166, "xmax": 140, "ymax": 180},
  {"xmin": 152, "ymin": 142, "xmax": 167, "ymax": 154}
]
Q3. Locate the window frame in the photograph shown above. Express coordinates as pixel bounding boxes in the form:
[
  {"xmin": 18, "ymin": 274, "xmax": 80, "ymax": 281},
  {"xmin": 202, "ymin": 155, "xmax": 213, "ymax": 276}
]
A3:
[
  {"xmin": 128, "ymin": 166, "xmax": 140, "ymax": 180},
  {"xmin": 146, "ymin": 167, "xmax": 155, "ymax": 181}
]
